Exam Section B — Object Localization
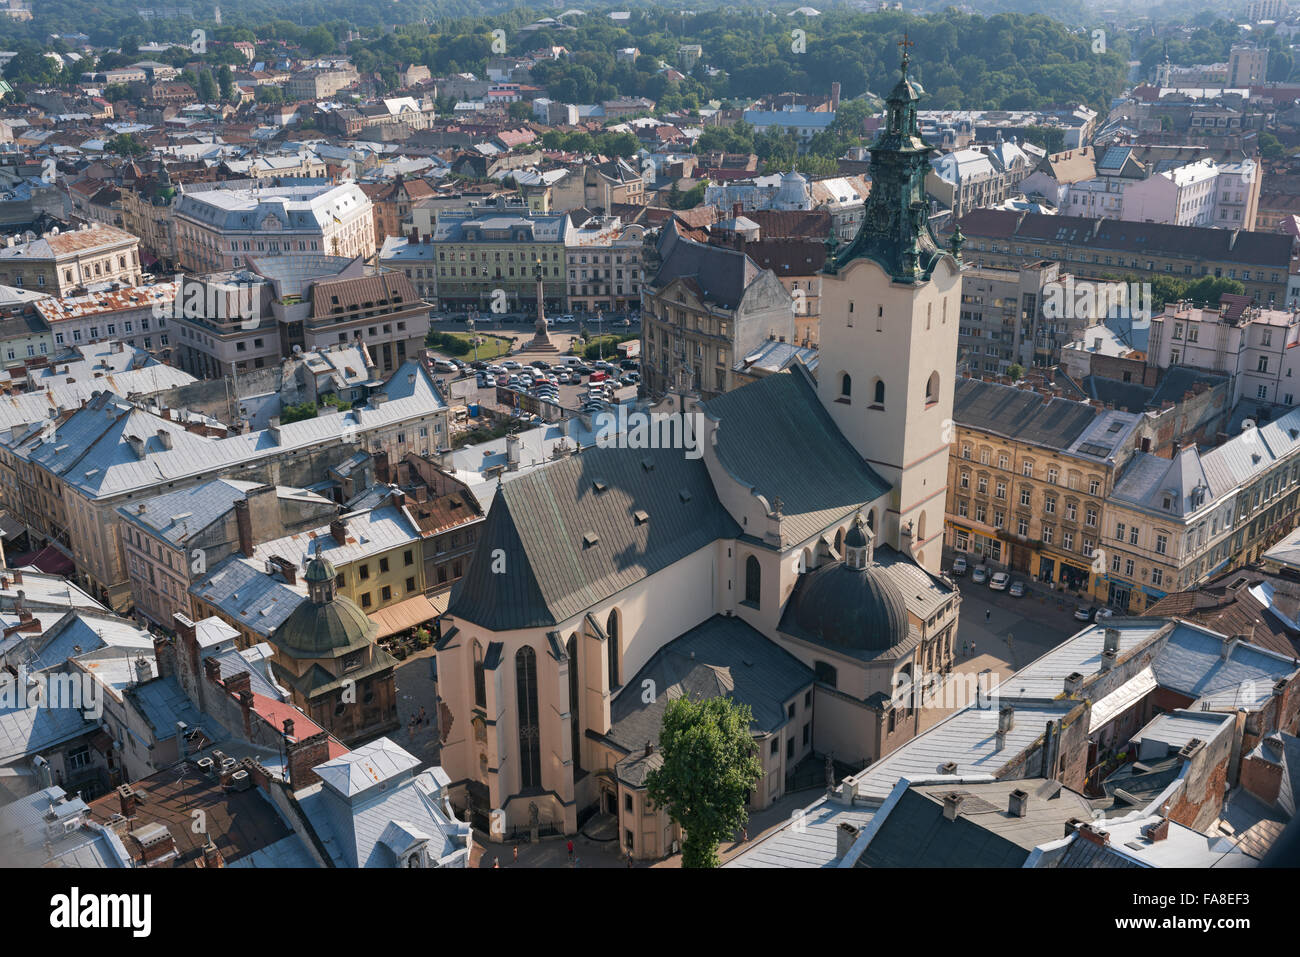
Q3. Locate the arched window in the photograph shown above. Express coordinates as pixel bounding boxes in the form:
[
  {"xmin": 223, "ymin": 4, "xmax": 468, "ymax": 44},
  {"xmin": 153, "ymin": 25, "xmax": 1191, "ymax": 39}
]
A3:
[
  {"xmin": 873, "ymin": 379, "xmax": 886, "ymax": 407},
  {"xmin": 867, "ymin": 509, "xmax": 876, "ymax": 532},
  {"xmin": 515, "ymin": 646, "xmax": 541, "ymax": 790},
  {"xmin": 839, "ymin": 372, "xmax": 852, "ymax": 398},
  {"xmin": 925, "ymin": 371, "xmax": 939, "ymax": 406},
  {"xmin": 744, "ymin": 555, "xmax": 761, "ymax": 606},
  {"xmin": 606, "ymin": 610, "xmax": 621, "ymax": 691},
  {"xmin": 566, "ymin": 634, "xmax": 581, "ymax": 773},
  {"xmin": 473, "ymin": 640, "xmax": 486, "ymax": 708},
  {"xmin": 834, "ymin": 528, "xmax": 844, "ymax": 554},
  {"xmin": 917, "ymin": 511, "xmax": 927, "ymax": 543}
]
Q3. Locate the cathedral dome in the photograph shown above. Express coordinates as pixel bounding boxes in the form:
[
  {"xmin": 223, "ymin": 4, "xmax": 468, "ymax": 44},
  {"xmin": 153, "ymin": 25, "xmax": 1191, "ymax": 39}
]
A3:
[
  {"xmin": 787, "ymin": 558, "xmax": 910, "ymax": 652},
  {"xmin": 273, "ymin": 555, "xmax": 377, "ymax": 659}
]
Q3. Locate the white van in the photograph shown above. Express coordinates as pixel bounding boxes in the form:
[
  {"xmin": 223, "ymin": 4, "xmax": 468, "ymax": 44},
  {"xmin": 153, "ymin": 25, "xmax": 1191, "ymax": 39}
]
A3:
[{"xmin": 560, "ymin": 355, "xmax": 582, "ymax": 366}]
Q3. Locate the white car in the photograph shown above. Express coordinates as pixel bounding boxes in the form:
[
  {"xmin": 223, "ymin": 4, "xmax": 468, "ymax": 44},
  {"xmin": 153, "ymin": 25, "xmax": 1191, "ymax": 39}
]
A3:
[
  {"xmin": 989, "ymin": 571, "xmax": 1010, "ymax": 591},
  {"xmin": 971, "ymin": 565, "xmax": 988, "ymax": 584}
]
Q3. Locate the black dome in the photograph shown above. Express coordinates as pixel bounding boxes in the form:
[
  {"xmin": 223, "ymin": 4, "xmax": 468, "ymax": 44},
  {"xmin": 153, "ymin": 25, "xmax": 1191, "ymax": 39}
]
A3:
[{"xmin": 788, "ymin": 561, "xmax": 910, "ymax": 652}]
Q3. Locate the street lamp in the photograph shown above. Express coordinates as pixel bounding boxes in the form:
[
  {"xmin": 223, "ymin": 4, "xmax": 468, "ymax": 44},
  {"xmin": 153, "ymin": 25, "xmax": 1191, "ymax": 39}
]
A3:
[
  {"xmin": 467, "ymin": 311, "xmax": 480, "ymax": 362},
  {"xmin": 597, "ymin": 308, "xmax": 604, "ymax": 361}
]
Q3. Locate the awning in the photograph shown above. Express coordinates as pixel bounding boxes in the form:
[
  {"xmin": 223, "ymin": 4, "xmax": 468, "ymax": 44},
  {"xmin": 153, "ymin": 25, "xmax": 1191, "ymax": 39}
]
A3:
[
  {"xmin": 27, "ymin": 545, "xmax": 74, "ymax": 575},
  {"xmin": 0, "ymin": 512, "xmax": 24, "ymax": 541},
  {"xmin": 369, "ymin": 592, "xmax": 448, "ymax": 640}
]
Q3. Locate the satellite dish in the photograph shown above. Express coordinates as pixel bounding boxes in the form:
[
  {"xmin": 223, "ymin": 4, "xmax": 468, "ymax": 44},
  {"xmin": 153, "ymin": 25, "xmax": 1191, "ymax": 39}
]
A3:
[{"xmin": 1242, "ymin": 418, "xmax": 1257, "ymax": 431}]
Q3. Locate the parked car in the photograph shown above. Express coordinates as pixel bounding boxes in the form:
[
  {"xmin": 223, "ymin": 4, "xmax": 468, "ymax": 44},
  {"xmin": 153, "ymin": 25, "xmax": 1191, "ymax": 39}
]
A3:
[
  {"xmin": 1008, "ymin": 580, "xmax": 1026, "ymax": 597},
  {"xmin": 989, "ymin": 571, "xmax": 1010, "ymax": 591},
  {"xmin": 530, "ymin": 359, "xmax": 551, "ymax": 369},
  {"xmin": 502, "ymin": 360, "xmax": 522, "ymax": 370},
  {"xmin": 1093, "ymin": 607, "xmax": 1114, "ymax": 622},
  {"xmin": 971, "ymin": 565, "xmax": 988, "ymax": 584},
  {"xmin": 590, "ymin": 371, "xmax": 609, "ymax": 382},
  {"xmin": 620, "ymin": 359, "xmax": 639, "ymax": 370},
  {"xmin": 624, "ymin": 370, "xmax": 640, "ymax": 382},
  {"xmin": 432, "ymin": 359, "xmax": 459, "ymax": 373},
  {"xmin": 950, "ymin": 555, "xmax": 968, "ymax": 576},
  {"xmin": 1074, "ymin": 605, "xmax": 1094, "ymax": 622}
]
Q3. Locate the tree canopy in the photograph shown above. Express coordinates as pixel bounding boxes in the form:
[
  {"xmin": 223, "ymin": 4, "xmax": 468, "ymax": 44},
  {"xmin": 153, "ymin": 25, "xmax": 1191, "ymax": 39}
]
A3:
[{"xmin": 645, "ymin": 695, "xmax": 763, "ymax": 869}]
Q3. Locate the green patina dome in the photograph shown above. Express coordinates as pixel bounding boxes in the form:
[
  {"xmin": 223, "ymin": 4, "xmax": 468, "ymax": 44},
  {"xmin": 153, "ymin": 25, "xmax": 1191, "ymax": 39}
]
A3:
[{"xmin": 272, "ymin": 555, "xmax": 376, "ymax": 659}]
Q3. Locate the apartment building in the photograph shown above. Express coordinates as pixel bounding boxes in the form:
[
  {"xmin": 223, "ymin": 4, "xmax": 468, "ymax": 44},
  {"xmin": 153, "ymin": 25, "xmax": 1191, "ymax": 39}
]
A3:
[
  {"xmin": 0, "ymin": 360, "xmax": 449, "ymax": 610},
  {"xmin": 640, "ymin": 221, "xmax": 794, "ymax": 399},
  {"xmin": 1145, "ymin": 296, "xmax": 1300, "ymax": 407},
  {"xmin": 950, "ymin": 209, "xmax": 1293, "ymax": 307},
  {"xmin": 1103, "ymin": 406, "xmax": 1300, "ymax": 612},
  {"xmin": 0, "ymin": 224, "xmax": 141, "ymax": 296},
  {"xmin": 172, "ymin": 183, "xmax": 374, "ymax": 274},
  {"xmin": 116, "ymin": 478, "xmax": 339, "ymax": 630},
  {"xmin": 286, "ymin": 66, "xmax": 360, "ymax": 100},
  {"xmin": 33, "ymin": 280, "xmax": 177, "ymax": 355},
  {"xmin": 565, "ymin": 214, "xmax": 646, "ymax": 315},
  {"xmin": 947, "ymin": 376, "xmax": 1143, "ymax": 591},
  {"xmin": 548, "ymin": 159, "xmax": 647, "ymax": 211},
  {"xmin": 428, "ymin": 199, "xmax": 572, "ymax": 313},
  {"xmin": 957, "ymin": 261, "xmax": 1071, "ymax": 375}
]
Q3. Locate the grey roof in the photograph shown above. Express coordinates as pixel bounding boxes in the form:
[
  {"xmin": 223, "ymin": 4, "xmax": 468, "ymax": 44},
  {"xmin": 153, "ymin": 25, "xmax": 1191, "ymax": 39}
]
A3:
[
  {"xmin": 652, "ymin": 224, "xmax": 760, "ymax": 310},
  {"xmin": 0, "ymin": 673, "xmax": 95, "ymax": 765},
  {"xmin": 116, "ymin": 478, "xmax": 265, "ymax": 546},
  {"xmin": 1132, "ymin": 708, "xmax": 1235, "ymax": 755},
  {"xmin": 447, "ymin": 444, "xmax": 740, "ymax": 631},
  {"xmin": 703, "ymin": 369, "xmax": 890, "ymax": 547},
  {"xmin": 1152, "ymin": 623, "xmax": 1296, "ymax": 708},
  {"xmin": 225, "ymin": 833, "xmax": 319, "ymax": 868},
  {"xmin": 125, "ymin": 674, "xmax": 215, "ymax": 741},
  {"xmin": 605, "ymin": 614, "xmax": 813, "ymax": 786},
  {"xmin": 1111, "ymin": 446, "xmax": 1212, "ymax": 519},
  {"xmin": 857, "ymin": 779, "xmax": 1095, "ymax": 867},
  {"xmin": 296, "ymin": 740, "xmax": 469, "ymax": 868},
  {"xmin": 723, "ymin": 795, "xmax": 880, "ymax": 868},
  {"xmin": 953, "ymin": 377, "xmax": 1101, "ymax": 453},
  {"xmin": 988, "ymin": 619, "xmax": 1169, "ymax": 698}
]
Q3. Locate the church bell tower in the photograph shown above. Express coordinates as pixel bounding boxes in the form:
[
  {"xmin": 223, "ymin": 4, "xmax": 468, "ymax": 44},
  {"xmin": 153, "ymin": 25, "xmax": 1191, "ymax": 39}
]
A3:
[{"xmin": 816, "ymin": 38, "xmax": 964, "ymax": 574}]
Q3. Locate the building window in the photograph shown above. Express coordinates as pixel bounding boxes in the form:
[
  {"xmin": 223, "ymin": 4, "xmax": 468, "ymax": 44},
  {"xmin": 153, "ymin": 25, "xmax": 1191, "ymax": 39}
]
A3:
[
  {"xmin": 607, "ymin": 609, "xmax": 621, "ymax": 690},
  {"xmin": 516, "ymin": 646, "xmax": 542, "ymax": 790},
  {"xmin": 744, "ymin": 555, "xmax": 761, "ymax": 607},
  {"xmin": 473, "ymin": 641, "xmax": 486, "ymax": 707}
]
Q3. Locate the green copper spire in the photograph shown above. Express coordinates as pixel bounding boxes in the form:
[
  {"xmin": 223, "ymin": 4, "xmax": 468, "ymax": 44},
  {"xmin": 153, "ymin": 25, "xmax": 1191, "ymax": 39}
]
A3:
[{"xmin": 824, "ymin": 35, "xmax": 947, "ymax": 284}]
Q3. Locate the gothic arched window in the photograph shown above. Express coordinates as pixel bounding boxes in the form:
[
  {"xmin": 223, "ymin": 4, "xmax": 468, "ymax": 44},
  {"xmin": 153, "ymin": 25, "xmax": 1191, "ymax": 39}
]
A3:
[
  {"xmin": 606, "ymin": 610, "xmax": 621, "ymax": 691},
  {"xmin": 515, "ymin": 646, "xmax": 541, "ymax": 790},
  {"xmin": 873, "ymin": 379, "xmax": 886, "ymax": 407},
  {"xmin": 567, "ymin": 634, "xmax": 581, "ymax": 773},
  {"xmin": 473, "ymin": 640, "xmax": 486, "ymax": 708},
  {"xmin": 745, "ymin": 555, "xmax": 761, "ymax": 607}
]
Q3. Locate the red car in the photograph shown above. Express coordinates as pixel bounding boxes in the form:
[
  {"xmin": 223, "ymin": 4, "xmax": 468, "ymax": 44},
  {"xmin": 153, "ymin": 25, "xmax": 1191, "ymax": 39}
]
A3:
[{"xmin": 590, "ymin": 371, "xmax": 609, "ymax": 382}]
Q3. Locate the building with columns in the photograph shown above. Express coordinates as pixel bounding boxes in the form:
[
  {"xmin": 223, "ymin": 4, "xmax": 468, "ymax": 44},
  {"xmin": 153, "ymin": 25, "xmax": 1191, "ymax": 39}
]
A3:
[{"xmin": 432, "ymin": 49, "xmax": 964, "ymax": 860}]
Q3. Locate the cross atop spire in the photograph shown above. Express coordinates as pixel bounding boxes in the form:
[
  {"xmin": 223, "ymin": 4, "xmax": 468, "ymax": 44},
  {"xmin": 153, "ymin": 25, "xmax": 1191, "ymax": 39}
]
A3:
[{"xmin": 898, "ymin": 33, "xmax": 914, "ymax": 76}]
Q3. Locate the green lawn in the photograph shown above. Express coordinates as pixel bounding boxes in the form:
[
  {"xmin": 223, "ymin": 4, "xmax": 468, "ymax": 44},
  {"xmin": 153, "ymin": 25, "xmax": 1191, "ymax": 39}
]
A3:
[{"xmin": 443, "ymin": 332, "xmax": 513, "ymax": 361}]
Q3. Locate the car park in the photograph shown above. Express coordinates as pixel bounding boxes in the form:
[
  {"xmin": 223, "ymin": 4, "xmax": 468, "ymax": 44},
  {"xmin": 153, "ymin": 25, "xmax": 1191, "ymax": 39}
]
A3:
[
  {"xmin": 950, "ymin": 556, "xmax": 967, "ymax": 576},
  {"xmin": 971, "ymin": 565, "xmax": 988, "ymax": 584},
  {"xmin": 1008, "ymin": 580, "xmax": 1026, "ymax": 597},
  {"xmin": 989, "ymin": 571, "xmax": 1009, "ymax": 591}
]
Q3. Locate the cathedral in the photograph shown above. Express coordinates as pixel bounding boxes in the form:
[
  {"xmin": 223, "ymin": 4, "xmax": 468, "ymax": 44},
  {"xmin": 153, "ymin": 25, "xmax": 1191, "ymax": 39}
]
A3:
[{"xmin": 435, "ymin": 50, "xmax": 968, "ymax": 859}]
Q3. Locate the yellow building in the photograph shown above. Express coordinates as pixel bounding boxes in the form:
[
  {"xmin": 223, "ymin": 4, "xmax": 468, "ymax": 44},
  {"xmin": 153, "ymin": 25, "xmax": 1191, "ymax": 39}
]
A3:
[{"xmin": 946, "ymin": 377, "xmax": 1142, "ymax": 597}]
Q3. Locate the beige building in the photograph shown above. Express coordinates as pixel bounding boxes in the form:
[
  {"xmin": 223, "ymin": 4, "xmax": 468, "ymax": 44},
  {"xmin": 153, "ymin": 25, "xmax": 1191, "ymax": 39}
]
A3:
[
  {"xmin": 172, "ymin": 183, "xmax": 374, "ymax": 274},
  {"xmin": 565, "ymin": 215, "xmax": 646, "ymax": 315},
  {"xmin": 0, "ymin": 224, "xmax": 141, "ymax": 296}
]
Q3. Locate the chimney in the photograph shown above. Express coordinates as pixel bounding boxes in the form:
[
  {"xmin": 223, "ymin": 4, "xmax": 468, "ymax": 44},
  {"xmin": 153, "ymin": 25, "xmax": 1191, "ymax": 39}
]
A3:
[
  {"xmin": 330, "ymin": 518, "xmax": 347, "ymax": 545},
  {"xmin": 644, "ymin": 740, "xmax": 652, "ymax": 758},
  {"xmin": 117, "ymin": 783, "xmax": 138, "ymax": 818},
  {"xmin": 836, "ymin": 821, "xmax": 860, "ymax": 858},
  {"xmin": 1103, "ymin": 628, "xmax": 1120, "ymax": 654},
  {"xmin": 1077, "ymin": 823, "xmax": 1110, "ymax": 846},
  {"xmin": 282, "ymin": 717, "xmax": 295, "ymax": 740},
  {"xmin": 126, "ymin": 433, "xmax": 145, "ymax": 458},
  {"xmin": 1144, "ymin": 818, "xmax": 1169, "ymax": 843},
  {"xmin": 156, "ymin": 429, "xmax": 173, "ymax": 451},
  {"xmin": 11, "ymin": 569, "xmax": 21, "ymax": 586},
  {"xmin": 374, "ymin": 449, "xmax": 390, "ymax": 484},
  {"xmin": 286, "ymin": 731, "xmax": 332, "ymax": 790},
  {"xmin": 225, "ymin": 670, "xmax": 251, "ymax": 697},
  {"xmin": 234, "ymin": 498, "xmax": 253, "ymax": 558},
  {"xmin": 201, "ymin": 837, "xmax": 225, "ymax": 868},
  {"xmin": 942, "ymin": 792, "xmax": 965, "ymax": 821},
  {"xmin": 1063, "ymin": 671, "xmax": 1085, "ymax": 697},
  {"xmin": 390, "ymin": 486, "xmax": 406, "ymax": 508},
  {"xmin": 238, "ymin": 688, "xmax": 254, "ymax": 738},
  {"xmin": 152, "ymin": 633, "xmax": 174, "ymax": 679},
  {"xmin": 506, "ymin": 433, "xmax": 521, "ymax": 471},
  {"xmin": 267, "ymin": 416, "xmax": 282, "ymax": 444},
  {"xmin": 1008, "ymin": 788, "xmax": 1029, "ymax": 818},
  {"xmin": 998, "ymin": 706, "xmax": 1015, "ymax": 734},
  {"xmin": 203, "ymin": 656, "xmax": 221, "ymax": 685},
  {"xmin": 131, "ymin": 824, "xmax": 177, "ymax": 866}
]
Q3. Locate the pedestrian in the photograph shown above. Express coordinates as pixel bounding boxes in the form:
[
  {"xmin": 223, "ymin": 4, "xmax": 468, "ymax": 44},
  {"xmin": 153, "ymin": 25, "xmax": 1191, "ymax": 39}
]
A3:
[
  {"xmin": 418, "ymin": 706, "xmax": 427, "ymax": 727},
  {"xmin": 970, "ymin": 640, "xmax": 977, "ymax": 657},
  {"xmin": 513, "ymin": 845, "xmax": 519, "ymax": 864},
  {"xmin": 742, "ymin": 826, "xmax": 748, "ymax": 842},
  {"xmin": 566, "ymin": 839, "xmax": 574, "ymax": 862},
  {"xmin": 492, "ymin": 857, "xmax": 499, "ymax": 869},
  {"xmin": 626, "ymin": 851, "xmax": 633, "ymax": 868},
  {"xmin": 985, "ymin": 609, "xmax": 991, "ymax": 623}
]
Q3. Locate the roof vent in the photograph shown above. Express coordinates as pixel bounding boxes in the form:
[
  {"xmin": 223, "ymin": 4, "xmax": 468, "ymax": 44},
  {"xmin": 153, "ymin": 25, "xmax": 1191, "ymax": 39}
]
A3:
[
  {"xmin": 942, "ymin": 792, "xmax": 965, "ymax": 821},
  {"xmin": 1008, "ymin": 788, "xmax": 1029, "ymax": 818},
  {"xmin": 679, "ymin": 489, "xmax": 692, "ymax": 503},
  {"xmin": 940, "ymin": 761, "xmax": 958, "ymax": 775},
  {"xmin": 633, "ymin": 509, "xmax": 649, "ymax": 525},
  {"xmin": 641, "ymin": 457, "xmax": 654, "ymax": 471},
  {"xmin": 592, "ymin": 479, "xmax": 607, "ymax": 493},
  {"xmin": 582, "ymin": 531, "xmax": 599, "ymax": 549}
]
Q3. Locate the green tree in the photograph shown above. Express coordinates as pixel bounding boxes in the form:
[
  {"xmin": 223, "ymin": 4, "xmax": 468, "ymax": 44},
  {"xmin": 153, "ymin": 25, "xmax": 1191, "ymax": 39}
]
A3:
[
  {"xmin": 1007, "ymin": 363, "xmax": 1025, "ymax": 382},
  {"xmin": 645, "ymin": 695, "xmax": 763, "ymax": 869},
  {"xmin": 106, "ymin": 132, "xmax": 146, "ymax": 156},
  {"xmin": 196, "ymin": 69, "xmax": 217, "ymax": 103}
]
